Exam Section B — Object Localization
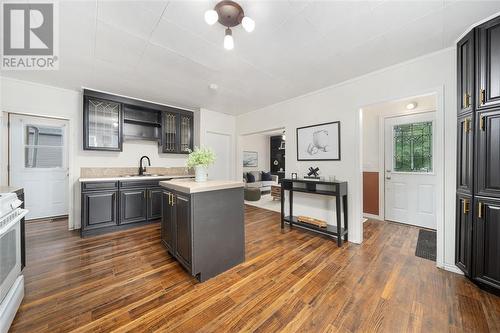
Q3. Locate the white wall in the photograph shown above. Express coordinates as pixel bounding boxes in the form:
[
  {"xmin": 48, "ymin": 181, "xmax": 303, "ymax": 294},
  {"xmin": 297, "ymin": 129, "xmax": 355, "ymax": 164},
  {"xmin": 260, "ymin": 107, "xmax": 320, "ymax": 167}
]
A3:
[
  {"xmin": 0, "ymin": 77, "xmax": 198, "ymax": 229},
  {"xmin": 199, "ymin": 108, "xmax": 237, "ymax": 180},
  {"xmin": 362, "ymin": 94, "xmax": 437, "ymax": 172},
  {"xmin": 236, "ymin": 48, "xmax": 457, "ymax": 273},
  {"xmin": 241, "ymin": 134, "xmax": 270, "ymax": 173}
]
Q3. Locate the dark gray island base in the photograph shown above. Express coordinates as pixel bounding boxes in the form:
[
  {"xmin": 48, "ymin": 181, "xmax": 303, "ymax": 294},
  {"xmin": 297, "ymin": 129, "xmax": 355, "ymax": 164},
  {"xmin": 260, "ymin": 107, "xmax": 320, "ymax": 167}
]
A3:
[{"xmin": 160, "ymin": 179, "xmax": 245, "ymax": 282}]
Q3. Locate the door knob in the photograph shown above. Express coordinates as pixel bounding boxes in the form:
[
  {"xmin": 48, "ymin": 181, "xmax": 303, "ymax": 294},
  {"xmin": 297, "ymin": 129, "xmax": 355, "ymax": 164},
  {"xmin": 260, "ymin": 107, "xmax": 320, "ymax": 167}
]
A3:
[{"xmin": 386, "ymin": 176, "xmax": 391, "ymax": 180}]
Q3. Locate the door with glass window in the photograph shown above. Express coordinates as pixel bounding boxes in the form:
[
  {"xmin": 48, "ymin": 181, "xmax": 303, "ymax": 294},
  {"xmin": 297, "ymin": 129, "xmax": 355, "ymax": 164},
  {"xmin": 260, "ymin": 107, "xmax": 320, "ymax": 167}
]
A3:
[
  {"xmin": 384, "ymin": 112, "xmax": 436, "ymax": 229},
  {"xmin": 9, "ymin": 114, "xmax": 69, "ymax": 220}
]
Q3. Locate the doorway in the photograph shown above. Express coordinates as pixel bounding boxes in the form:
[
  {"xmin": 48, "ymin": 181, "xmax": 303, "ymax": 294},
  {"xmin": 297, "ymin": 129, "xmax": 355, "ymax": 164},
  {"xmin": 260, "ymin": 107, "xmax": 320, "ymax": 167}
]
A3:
[
  {"xmin": 9, "ymin": 114, "xmax": 69, "ymax": 220},
  {"xmin": 384, "ymin": 112, "xmax": 436, "ymax": 229}
]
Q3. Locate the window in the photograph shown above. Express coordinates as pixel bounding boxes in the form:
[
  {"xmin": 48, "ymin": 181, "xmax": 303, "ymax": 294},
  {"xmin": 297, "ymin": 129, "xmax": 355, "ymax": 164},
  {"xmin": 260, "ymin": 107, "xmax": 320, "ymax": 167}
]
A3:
[
  {"xmin": 25, "ymin": 125, "xmax": 64, "ymax": 168},
  {"xmin": 393, "ymin": 121, "xmax": 432, "ymax": 172}
]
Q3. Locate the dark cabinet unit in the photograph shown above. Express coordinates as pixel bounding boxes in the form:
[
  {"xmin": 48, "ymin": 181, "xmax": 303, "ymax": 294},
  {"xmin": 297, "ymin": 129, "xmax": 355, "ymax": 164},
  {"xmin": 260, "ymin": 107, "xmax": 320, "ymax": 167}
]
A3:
[
  {"xmin": 458, "ymin": 30, "xmax": 474, "ymax": 114},
  {"xmin": 120, "ymin": 189, "xmax": 147, "ymax": 224},
  {"xmin": 160, "ymin": 186, "xmax": 244, "ymax": 282},
  {"xmin": 456, "ymin": 15, "xmax": 500, "ymax": 295},
  {"xmin": 270, "ymin": 135, "xmax": 285, "ymax": 180},
  {"xmin": 82, "ymin": 191, "xmax": 119, "ymax": 231},
  {"xmin": 456, "ymin": 194, "xmax": 473, "ymax": 276},
  {"xmin": 477, "ymin": 16, "xmax": 500, "ymax": 110},
  {"xmin": 161, "ymin": 110, "xmax": 193, "ymax": 154},
  {"xmin": 476, "ymin": 109, "xmax": 500, "ymax": 198},
  {"xmin": 457, "ymin": 113, "xmax": 474, "ymax": 194},
  {"xmin": 83, "ymin": 89, "xmax": 193, "ymax": 153},
  {"xmin": 474, "ymin": 197, "xmax": 500, "ymax": 290},
  {"xmin": 81, "ymin": 178, "xmax": 175, "ymax": 237}
]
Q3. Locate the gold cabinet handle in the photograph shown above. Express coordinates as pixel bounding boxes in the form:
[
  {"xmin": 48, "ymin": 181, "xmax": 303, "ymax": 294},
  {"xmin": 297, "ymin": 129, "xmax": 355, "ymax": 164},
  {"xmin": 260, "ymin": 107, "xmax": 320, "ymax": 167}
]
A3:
[
  {"xmin": 463, "ymin": 199, "xmax": 470, "ymax": 215},
  {"xmin": 478, "ymin": 202, "xmax": 483, "ymax": 219},
  {"xmin": 168, "ymin": 193, "xmax": 172, "ymax": 206},
  {"xmin": 463, "ymin": 93, "xmax": 470, "ymax": 108},
  {"xmin": 480, "ymin": 89, "xmax": 486, "ymax": 105},
  {"xmin": 480, "ymin": 115, "xmax": 485, "ymax": 131}
]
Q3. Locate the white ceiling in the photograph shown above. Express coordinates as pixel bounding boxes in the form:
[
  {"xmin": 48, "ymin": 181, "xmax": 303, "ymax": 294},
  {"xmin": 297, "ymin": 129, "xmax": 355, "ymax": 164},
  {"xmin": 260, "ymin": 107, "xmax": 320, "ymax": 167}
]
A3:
[{"xmin": 2, "ymin": 0, "xmax": 500, "ymax": 115}]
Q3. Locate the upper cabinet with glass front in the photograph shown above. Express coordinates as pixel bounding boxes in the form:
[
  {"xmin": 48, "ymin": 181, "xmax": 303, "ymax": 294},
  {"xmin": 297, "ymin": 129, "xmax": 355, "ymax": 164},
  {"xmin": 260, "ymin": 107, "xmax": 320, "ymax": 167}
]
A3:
[
  {"xmin": 84, "ymin": 96, "xmax": 122, "ymax": 151},
  {"xmin": 477, "ymin": 16, "xmax": 500, "ymax": 110},
  {"xmin": 83, "ymin": 89, "xmax": 194, "ymax": 153}
]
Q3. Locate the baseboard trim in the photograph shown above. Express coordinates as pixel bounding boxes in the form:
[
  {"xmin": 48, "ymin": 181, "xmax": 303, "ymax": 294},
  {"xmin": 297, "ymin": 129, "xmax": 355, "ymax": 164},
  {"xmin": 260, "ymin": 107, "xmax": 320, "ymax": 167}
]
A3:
[{"xmin": 363, "ymin": 213, "xmax": 383, "ymax": 221}]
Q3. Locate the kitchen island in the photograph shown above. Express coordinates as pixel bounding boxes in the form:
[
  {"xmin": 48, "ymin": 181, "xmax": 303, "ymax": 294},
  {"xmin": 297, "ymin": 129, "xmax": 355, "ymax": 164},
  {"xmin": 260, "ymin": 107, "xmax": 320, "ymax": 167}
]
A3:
[{"xmin": 159, "ymin": 179, "xmax": 245, "ymax": 282}]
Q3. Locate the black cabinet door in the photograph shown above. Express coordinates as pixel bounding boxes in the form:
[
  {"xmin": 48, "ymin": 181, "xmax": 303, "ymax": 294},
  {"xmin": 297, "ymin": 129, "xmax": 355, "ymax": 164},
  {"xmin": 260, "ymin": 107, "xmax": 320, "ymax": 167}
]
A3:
[
  {"xmin": 458, "ymin": 30, "xmax": 475, "ymax": 114},
  {"xmin": 162, "ymin": 111, "xmax": 179, "ymax": 153},
  {"xmin": 120, "ymin": 189, "xmax": 147, "ymax": 224},
  {"xmin": 147, "ymin": 188, "xmax": 163, "ymax": 220},
  {"xmin": 457, "ymin": 113, "xmax": 474, "ymax": 194},
  {"xmin": 161, "ymin": 191, "xmax": 174, "ymax": 252},
  {"xmin": 477, "ymin": 16, "xmax": 500, "ymax": 110},
  {"xmin": 476, "ymin": 109, "xmax": 500, "ymax": 198},
  {"xmin": 83, "ymin": 96, "xmax": 123, "ymax": 151},
  {"xmin": 82, "ymin": 191, "xmax": 118, "ymax": 230},
  {"xmin": 179, "ymin": 113, "xmax": 193, "ymax": 153},
  {"xmin": 474, "ymin": 197, "xmax": 500, "ymax": 290},
  {"xmin": 174, "ymin": 194, "xmax": 192, "ymax": 267},
  {"xmin": 456, "ymin": 194, "xmax": 473, "ymax": 276}
]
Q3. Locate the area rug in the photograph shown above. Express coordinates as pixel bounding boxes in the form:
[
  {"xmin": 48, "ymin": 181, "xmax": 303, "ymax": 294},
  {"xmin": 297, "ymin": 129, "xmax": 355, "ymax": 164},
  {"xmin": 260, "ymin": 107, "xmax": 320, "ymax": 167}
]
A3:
[{"xmin": 415, "ymin": 229, "xmax": 437, "ymax": 261}]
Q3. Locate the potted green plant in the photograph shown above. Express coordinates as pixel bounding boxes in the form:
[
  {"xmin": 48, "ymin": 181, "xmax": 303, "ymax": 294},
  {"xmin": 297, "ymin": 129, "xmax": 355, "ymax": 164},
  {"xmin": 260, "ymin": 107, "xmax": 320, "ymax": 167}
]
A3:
[{"xmin": 186, "ymin": 147, "xmax": 216, "ymax": 182}]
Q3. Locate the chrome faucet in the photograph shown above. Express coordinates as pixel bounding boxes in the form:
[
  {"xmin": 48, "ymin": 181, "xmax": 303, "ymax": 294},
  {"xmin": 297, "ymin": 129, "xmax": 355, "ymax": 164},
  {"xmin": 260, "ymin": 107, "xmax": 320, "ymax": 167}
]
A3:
[{"xmin": 139, "ymin": 156, "xmax": 151, "ymax": 176}]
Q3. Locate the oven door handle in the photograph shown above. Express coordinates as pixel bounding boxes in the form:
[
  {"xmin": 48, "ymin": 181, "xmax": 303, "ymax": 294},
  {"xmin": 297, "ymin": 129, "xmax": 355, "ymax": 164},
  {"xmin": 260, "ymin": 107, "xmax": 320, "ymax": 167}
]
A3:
[{"xmin": 0, "ymin": 209, "xmax": 28, "ymax": 237}]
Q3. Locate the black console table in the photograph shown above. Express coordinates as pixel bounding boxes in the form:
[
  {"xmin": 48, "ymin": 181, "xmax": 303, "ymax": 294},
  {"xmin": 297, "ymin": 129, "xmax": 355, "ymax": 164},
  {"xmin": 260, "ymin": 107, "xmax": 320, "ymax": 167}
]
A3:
[{"xmin": 280, "ymin": 178, "xmax": 348, "ymax": 246}]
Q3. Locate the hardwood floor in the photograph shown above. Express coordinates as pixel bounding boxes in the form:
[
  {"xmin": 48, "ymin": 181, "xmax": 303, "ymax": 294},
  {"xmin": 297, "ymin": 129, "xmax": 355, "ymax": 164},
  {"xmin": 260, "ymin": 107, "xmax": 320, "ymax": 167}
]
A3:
[{"xmin": 10, "ymin": 205, "xmax": 500, "ymax": 332}]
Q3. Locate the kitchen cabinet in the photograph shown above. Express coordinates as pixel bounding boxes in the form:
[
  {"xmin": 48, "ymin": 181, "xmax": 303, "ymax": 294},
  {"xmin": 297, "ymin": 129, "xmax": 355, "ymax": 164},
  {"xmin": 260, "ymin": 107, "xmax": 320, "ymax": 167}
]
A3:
[
  {"xmin": 458, "ymin": 30, "xmax": 474, "ymax": 114},
  {"xmin": 474, "ymin": 197, "xmax": 500, "ymax": 290},
  {"xmin": 80, "ymin": 178, "xmax": 173, "ymax": 237},
  {"xmin": 83, "ymin": 96, "xmax": 122, "ymax": 151},
  {"xmin": 160, "ymin": 181, "xmax": 244, "ymax": 282},
  {"xmin": 456, "ymin": 194, "xmax": 473, "ymax": 276},
  {"xmin": 457, "ymin": 113, "xmax": 474, "ymax": 194},
  {"xmin": 83, "ymin": 89, "xmax": 193, "ymax": 153},
  {"xmin": 82, "ymin": 190, "xmax": 119, "ymax": 231},
  {"xmin": 475, "ymin": 109, "xmax": 500, "ymax": 199},
  {"xmin": 477, "ymin": 16, "xmax": 500, "ymax": 110},
  {"xmin": 456, "ymin": 14, "xmax": 500, "ymax": 296},
  {"xmin": 161, "ymin": 111, "xmax": 194, "ymax": 154},
  {"xmin": 147, "ymin": 188, "xmax": 163, "ymax": 220},
  {"xmin": 120, "ymin": 189, "xmax": 147, "ymax": 224}
]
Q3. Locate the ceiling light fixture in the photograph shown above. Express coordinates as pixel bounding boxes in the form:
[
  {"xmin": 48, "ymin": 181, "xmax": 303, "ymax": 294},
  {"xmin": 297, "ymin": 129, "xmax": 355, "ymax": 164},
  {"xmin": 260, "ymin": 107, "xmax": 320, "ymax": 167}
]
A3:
[
  {"xmin": 406, "ymin": 102, "xmax": 418, "ymax": 110},
  {"xmin": 204, "ymin": 0, "xmax": 255, "ymax": 50}
]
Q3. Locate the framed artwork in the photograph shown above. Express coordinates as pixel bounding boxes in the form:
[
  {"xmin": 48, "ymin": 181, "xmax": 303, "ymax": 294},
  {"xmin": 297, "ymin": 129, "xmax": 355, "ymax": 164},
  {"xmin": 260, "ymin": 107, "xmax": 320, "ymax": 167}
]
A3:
[
  {"xmin": 243, "ymin": 151, "xmax": 258, "ymax": 167},
  {"xmin": 296, "ymin": 121, "xmax": 341, "ymax": 161}
]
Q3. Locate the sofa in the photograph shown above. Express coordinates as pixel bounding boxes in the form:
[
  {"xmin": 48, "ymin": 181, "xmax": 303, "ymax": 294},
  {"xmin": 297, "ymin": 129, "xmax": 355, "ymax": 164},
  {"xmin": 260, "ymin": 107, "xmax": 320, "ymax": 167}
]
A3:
[{"xmin": 243, "ymin": 171, "xmax": 278, "ymax": 193}]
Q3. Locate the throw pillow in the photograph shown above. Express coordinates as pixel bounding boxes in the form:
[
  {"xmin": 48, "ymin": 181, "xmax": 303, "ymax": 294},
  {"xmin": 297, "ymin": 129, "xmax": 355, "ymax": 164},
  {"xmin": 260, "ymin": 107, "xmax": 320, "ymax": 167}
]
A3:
[
  {"xmin": 261, "ymin": 171, "xmax": 272, "ymax": 181},
  {"xmin": 246, "ymin": 172, "xmax": 256, "ymax": 183}
]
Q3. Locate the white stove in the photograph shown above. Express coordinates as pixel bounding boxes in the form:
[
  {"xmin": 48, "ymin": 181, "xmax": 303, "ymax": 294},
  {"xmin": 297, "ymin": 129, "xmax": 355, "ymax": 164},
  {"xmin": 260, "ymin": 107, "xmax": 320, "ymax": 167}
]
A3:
[{"xmin": 0, "ymin": 192, "xmax": 28, "ymax": 333}]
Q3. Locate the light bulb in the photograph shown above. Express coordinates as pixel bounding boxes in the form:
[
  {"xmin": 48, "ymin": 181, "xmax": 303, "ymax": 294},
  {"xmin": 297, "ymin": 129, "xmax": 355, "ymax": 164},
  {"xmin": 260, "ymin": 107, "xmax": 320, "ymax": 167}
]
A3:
[
  {"xmin": 204, "ymin": 9, "xmax": 218, "ymax": 25},
  {"xmin": 224, "ymin": 28, "xmax": 234, "ymax": 50},
  {"xmin": 406, "ymin": 102, "xmax": 417, "ymax": 110},
  {"xmin": 242, "ymin": 16, "xmax": 255, "ymax": 32}
]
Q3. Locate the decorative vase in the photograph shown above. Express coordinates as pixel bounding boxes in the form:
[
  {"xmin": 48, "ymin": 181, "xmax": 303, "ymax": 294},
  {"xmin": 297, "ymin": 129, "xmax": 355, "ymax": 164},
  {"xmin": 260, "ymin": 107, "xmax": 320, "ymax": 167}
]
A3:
[{"xmin": 194, "ymin": 165, "xmax": 208, "ymax": 182}]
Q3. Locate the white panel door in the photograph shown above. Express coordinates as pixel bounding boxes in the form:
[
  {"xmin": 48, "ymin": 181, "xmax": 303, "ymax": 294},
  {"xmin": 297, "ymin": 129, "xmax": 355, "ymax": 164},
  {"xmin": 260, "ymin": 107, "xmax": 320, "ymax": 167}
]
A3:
[
  {"xmin": 205, "ymin": 131, "xmax": 231, "ymax": 180},
  {"xmin": 9, "ymin": 114, "xmax": 69, "ymax": 220},
  {"xmin": 384, "ymin": 112, "xmax": 436, "ymax": 229}
]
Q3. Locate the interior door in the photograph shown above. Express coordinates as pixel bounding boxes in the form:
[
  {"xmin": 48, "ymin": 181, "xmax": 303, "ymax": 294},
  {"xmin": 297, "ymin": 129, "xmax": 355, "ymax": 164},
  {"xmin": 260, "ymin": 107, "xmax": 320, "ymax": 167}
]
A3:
[
  {"xmin": 9, "ymin": 114, "xmax": 69, "ymax": 220},
  {"xmin": 384, "ymin": 112, "xmax": 436, "ymax": 229},
  {"xmin": 205, "ymin": 131, "xmax": 231, "ymax": 180}
]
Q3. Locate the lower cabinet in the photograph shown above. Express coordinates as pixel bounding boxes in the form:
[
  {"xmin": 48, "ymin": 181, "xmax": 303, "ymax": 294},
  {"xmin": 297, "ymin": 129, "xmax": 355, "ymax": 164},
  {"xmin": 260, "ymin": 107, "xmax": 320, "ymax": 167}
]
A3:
[
  {"xmin": 82, "ymin": 190, "xmax": 119, "ymax": 231},
  {"xmin": 456, "ymin": 194, "xmax": 473, "ymax": 276},
  {"xmin": 148, "ymin": 188, "xmax": 163, "ymax": 220},
  {"xmin": 120, "ymin": 189, "xmax": 147, "ymax": 224},
  {"xmin": 474, "ymin": 197, "xmax": 500, "ymax": 290},
  {"xmin": 161, "ymin": 190, "xmax": 192, "ymax": 270}
]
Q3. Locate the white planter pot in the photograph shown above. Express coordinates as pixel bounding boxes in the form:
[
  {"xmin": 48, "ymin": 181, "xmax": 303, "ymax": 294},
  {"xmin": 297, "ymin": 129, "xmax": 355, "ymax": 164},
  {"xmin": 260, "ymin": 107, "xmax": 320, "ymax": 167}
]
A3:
[{"xmin": 194, "ymin": 165, "xmax": 208, "ymax": 182}]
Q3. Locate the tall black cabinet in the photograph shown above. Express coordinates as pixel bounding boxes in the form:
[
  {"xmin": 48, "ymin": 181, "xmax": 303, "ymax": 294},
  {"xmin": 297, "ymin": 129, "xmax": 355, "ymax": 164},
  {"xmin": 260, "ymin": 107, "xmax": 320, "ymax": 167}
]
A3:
[{"xmin": 456, "ymin": 15, "xmax": 500, "ymax": 295}]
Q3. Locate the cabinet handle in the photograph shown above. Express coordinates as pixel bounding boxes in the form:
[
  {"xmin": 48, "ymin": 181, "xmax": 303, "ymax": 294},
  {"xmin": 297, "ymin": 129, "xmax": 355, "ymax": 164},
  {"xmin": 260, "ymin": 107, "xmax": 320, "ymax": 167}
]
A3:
[
  {"xmin": 463, "ymin": 199, "xmax": 470, "ymax": 215},
  {"xmin": 480, "ymin": 115, "xmax": 485, "ymax": 131},
  {"xmin": 478, "ymin": 202, "xmax": 483, "ymax": 219},
  {"xmin": 463, "ymin": 93, "xmax": 470, "ymax": 108},
  {"xmin": 168, "ymin": 193, "xmax": 172, "ymax": 206},
  {"xmin": 480, "ymin": 89, "xmax": 486, "ymax": 105}
]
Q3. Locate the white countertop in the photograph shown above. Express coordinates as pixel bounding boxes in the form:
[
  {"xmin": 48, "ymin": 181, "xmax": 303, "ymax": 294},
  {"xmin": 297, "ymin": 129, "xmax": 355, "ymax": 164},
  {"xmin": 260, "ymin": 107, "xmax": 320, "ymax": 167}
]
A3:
[
  {"xmin": 160, "ymin": 179, "xmax": 244, "ymax": 194},
  {"xmin": 79, "ymin": 175, "xmax": 194, "ymax": 182}
]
